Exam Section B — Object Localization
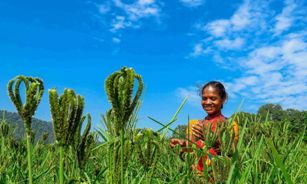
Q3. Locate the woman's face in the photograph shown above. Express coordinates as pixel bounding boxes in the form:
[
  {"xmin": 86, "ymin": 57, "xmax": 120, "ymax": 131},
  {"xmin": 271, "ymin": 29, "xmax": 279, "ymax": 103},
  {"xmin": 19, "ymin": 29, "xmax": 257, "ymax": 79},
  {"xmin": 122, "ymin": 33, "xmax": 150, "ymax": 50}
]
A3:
[{"xmin": 201, "ymin": 86, "xmax": 225, "ymax": 115}]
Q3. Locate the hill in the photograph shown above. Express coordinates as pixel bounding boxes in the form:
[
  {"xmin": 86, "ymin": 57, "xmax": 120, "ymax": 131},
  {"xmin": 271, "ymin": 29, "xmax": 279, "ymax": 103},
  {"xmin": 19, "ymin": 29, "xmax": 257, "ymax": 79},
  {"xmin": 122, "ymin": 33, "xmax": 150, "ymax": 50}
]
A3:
[{"xmin": 0, "ymin": 110, "xmax": 54, "ymax": 143}]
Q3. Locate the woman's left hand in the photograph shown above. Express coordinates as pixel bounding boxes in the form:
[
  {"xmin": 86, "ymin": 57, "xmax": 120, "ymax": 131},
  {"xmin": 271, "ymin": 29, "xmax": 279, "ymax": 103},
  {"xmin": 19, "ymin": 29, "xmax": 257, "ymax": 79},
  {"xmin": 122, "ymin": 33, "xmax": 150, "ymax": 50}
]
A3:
[
  {"xmin": 169, "ymin": 138, "xmax": 186, "ymax": 148},
  {"xmin": 192, "ymin": 123, "xmax": 205, "ymax": 141}
]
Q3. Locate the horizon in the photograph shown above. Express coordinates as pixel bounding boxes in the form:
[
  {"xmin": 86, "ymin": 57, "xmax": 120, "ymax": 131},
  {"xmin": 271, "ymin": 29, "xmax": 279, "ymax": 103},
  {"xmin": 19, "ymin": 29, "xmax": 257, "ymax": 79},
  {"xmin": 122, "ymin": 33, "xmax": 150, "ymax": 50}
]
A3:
[{"xmin": 0, "ymin": 0, "xmax": 306, "ymax": 130}]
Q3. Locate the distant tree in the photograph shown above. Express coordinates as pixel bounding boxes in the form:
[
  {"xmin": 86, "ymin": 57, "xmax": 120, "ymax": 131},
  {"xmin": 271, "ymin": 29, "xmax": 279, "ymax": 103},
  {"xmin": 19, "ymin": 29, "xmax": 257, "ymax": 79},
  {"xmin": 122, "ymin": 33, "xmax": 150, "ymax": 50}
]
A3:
[
  {"xmin": 172, "ymin": 125, "xmax": 187, "ymax": 139},
  {"xmin": 255, "ymin": 104, "xmax": 306, "ymax": 140},
  {"xmin": 303, "ymin": 111, "xmax": 307, "ymax": 123},
  {"xmin": 285, "ymin": 108, "xmax": 307, "ymax": 133},
  {"xmin": 302, "ymin": 111, "xmax": 307, "ymax": 141},
  {"xmin": 257, "ymin": 104, "xmax": 286, "ymax": 122}
]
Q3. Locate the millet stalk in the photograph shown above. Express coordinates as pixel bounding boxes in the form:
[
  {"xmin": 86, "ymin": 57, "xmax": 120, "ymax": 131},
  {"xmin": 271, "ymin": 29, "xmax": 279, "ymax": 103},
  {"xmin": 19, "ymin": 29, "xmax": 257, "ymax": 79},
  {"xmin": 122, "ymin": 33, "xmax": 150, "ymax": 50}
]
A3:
[{"xmin": 7, "ymin": 76, "xmax": 44, "ymax": 184}]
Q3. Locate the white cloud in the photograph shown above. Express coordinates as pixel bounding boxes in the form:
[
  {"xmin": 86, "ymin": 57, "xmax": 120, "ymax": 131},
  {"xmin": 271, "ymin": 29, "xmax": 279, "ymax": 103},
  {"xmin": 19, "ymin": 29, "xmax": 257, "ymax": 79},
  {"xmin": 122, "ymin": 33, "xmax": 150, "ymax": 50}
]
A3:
[
  {"xmin": 227, "ymin": 34, "xmax": 307, "ymax": 110},
  {"xmin": 230, "ymin": 0, "xmax": 252, "ymax": 31},
  {"xmin": 214, "ymin": 37, "xmax": 244, "ymax": 50},
  {"xmin": 188, "ymin": 0, "xmax": 307, "ymax": 110},
  {"xmin": 110, "ymin": 0, "xmax": 161, "ymax": 31},
  {"xmin": 139, "ymin": 0, "xmax": 155, "ymax": 5},
  {"xmin": 273, "ymin": 0, "xmax": 297, "ymax": 35},
  {"xmin": 94, "ymin": 0, "xmax": 162, "ymax": 35},
  {"xmin": 112, "ymin": 37, "xmax": 121, "ymax": 43},
  {"xmin": 194, "ymin": 0, "xmax": 268, "ymax": 55},
  {"xmin": 176, "ymin": 86, "xmax": 201, "ymax": 107},
  {"xmin": 191, "ymin": 43, "xmax": 204, "ymax": 56},
  {"xmin": 206, "ymin": 19, "xmax": 230, "ymax": 37},
  {"xmin": 203, "ymin": 0, "xmax": 264, "ymax": 38},
  {"xmin": 114, "ymin": 0, "xmax": 159, "ymax": 21},
  {"xmin": 110, "ymin": 16, "xmax": 134, "ymax": 32},
  {"xmin": 180, "ymin": 0, "xmax": 204, "ymax": 7},
  {"xmin": 231, "ymin": 76, "xmax": 259, "ymax": 93},
  {"xmin": 98, "ymin": 3, "xmax": 111, "ymax": 14}
]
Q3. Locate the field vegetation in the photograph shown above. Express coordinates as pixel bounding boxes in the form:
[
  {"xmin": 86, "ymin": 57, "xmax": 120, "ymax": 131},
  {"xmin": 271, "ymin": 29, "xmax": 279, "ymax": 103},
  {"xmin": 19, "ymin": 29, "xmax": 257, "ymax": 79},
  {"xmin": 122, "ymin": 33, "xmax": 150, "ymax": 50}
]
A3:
[{"xmin": 0, "ymin": 67, "xmax": 306, "ymax": 183}]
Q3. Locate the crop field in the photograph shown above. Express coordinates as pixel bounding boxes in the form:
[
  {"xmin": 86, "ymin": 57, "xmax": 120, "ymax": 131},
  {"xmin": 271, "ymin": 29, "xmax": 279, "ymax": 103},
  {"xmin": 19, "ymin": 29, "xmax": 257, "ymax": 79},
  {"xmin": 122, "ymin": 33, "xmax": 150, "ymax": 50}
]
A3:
[{"xmin": 0, "ymin": 67, "xmax": 306, "ymax": 184}]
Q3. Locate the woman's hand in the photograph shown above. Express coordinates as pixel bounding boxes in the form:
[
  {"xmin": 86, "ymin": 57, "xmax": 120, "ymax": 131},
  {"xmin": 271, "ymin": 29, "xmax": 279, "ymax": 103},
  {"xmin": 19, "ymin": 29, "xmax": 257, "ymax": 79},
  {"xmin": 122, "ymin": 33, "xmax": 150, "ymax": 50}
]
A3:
[
  {"xmin": 169, "ymin": 138, "xmax": 187, "ymax": 148},
  {"xmin": 192, "ymin": 123, "xmax": 205, "ymax": 141}
]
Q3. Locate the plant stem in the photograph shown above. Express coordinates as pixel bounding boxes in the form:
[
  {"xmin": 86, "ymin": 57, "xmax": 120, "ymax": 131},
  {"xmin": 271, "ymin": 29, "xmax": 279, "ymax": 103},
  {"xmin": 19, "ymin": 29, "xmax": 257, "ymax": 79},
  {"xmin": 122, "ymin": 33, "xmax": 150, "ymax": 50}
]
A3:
[
  {"xmin": 59, "ymin": 146, "xmax": 64, "ymax": 184},
  {"xmin": 26, "ymin": 132, "xmax": 33, "ymax": 184},
  {"xmin": 120, "ymin": 128, "xmax": 124, "ymax": 184},
  {"xmin": 1, "ymin": 137, "xmax": 4, "ymax": 155}
]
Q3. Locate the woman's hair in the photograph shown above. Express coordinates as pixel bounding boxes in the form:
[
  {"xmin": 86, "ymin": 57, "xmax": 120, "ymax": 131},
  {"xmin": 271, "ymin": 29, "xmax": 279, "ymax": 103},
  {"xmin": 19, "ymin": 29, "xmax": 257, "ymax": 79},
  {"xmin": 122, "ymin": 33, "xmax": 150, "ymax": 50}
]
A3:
[{"xmin": 200, "ymin": 81, "xmax": 228, "ymax": 108}]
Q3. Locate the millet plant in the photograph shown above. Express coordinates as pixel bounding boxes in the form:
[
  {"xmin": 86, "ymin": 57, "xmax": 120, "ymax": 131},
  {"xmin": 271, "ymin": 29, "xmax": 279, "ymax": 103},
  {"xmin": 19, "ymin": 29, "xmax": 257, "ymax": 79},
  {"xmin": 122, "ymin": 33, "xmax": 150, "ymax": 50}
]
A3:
[
  {"xmin": 135, "ymin": 129, "xmax": 161, "ymax": 170},
  {"xmin": 104, "ymin": 67, "xmax": 143, "ymax": 136},
  {"xmin": 103, "ymin": 66, "xmax": 143, "ymax": 184},
  {"xmin": 49, "ymin": 88, "xmax": 92, "ymax": 183},
  {"xmin": 134, "ymin": 128, "xmax": 161, "ymax": 182},
  {"xmin": 7, "ymin": 76, "xmax": 44, "ymax": 184},
  {"xmin": 1, "ymin": 112, "xmax": 9, "ymax": 156},
  {"xmin": 77, "ymin": 114, "xmax": 94, "ymax": 171},
  {"xmin": 1, "ymin": 69, "xmax": 305, "ymax": 183}
]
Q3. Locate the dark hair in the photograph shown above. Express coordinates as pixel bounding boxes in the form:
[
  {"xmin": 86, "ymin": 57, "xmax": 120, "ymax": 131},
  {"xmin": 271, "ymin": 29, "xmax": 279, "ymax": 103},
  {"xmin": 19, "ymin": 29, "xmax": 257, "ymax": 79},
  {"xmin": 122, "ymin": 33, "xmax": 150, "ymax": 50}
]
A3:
[{"xmin": 200, "ymin": 81, "xmax": 228, "ymax": 108}]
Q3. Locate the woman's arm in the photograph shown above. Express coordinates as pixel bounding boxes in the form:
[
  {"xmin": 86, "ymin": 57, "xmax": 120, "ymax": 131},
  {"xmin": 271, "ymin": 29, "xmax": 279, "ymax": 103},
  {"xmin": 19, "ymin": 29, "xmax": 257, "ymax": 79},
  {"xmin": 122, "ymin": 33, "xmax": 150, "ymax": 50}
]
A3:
[
  {"xmin": 169, "ymin": 138, "xmax": 187, "ymax": 148},
  {"xmin": 169, "ymin": 120, "xmax": 202, "ymax": 159}
]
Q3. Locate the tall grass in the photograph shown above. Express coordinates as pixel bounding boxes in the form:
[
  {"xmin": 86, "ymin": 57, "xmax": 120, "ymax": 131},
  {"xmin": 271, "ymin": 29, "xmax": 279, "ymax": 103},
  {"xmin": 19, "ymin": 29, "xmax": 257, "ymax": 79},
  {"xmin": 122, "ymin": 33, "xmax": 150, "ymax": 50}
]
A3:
[
  {"xmin": 0, "ymin": 103, "xmax": 306, "ymax": 183},
  {"xmin": 0, "ymin": 70, "xmax": 306, "ymax": 183}
]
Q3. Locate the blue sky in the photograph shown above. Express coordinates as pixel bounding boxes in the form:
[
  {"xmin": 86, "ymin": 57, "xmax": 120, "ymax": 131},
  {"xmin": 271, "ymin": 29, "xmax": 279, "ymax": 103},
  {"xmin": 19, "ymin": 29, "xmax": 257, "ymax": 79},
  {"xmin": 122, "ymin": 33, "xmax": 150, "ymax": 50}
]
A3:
[{"xmin": 0, "ymin": 0, "xmax": 306, "ymax": 130}]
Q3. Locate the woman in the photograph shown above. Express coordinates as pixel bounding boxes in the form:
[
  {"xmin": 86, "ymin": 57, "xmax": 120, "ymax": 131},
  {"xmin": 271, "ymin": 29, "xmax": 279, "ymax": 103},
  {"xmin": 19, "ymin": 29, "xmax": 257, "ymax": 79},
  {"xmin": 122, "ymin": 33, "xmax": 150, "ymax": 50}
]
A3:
[{"xmin": 170, "ymin": 81, "xmax": 239, "ymax": 174}]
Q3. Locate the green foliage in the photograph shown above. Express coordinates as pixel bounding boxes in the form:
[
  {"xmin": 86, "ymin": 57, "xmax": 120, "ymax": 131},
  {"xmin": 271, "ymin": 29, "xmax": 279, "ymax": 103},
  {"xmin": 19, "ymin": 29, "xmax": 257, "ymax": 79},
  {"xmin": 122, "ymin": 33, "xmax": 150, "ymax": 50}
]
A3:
[
  {"xmin": 0, "ymin": 112, "xmax": 9, "ymax": 137},
  {"xmin": 172, "ymin": 125, "xmax": 187, "ymax": 139},
  {"xmin": 7, "ymin": 75, "xmax": 44, "ymax": 184},
  {"xmin": 134, "ymin": 128, "xmax": 161, "ymax": 171},
  {"xmin": 231, "ymin": 111, "xmax": 260, "ymax": 123},
  {"xmin": 77, "ymin": 114, "xmax": 95, "ymax": 170},
  {"xmin": 98, "ymin": 67, "xmax": 144, "ymax": 184},
  {"xmin": 49, "ymin": 88, "xmax": 85, "ymax": 148},
  {"xmin": 257, "ymin": 103, "xmax": 307, "ymax": 140},
  {"xmin": 49, "ymin": 88, "xmax": 94, "ymax": 183},
  {"xmin": 257, "ymin": 103, "xmax": 285, "ymax": 122},
  {"xmin": 1, "ymin": 106, "xmax": 306, "ymax": 183},
  {"xmin": 7, "ymin": 76, "xmax": 44, "ymax": 133},
  {"xmin": 1, "ymin": 72, "xmax": 306, "ymax": 183},
  {"xmin": 104, "ymin": 66, "xmax": 143, "ymax": 136},
  {"xmin": 285, "ymin": 109, "xmax": 307, "ymax": 133}
]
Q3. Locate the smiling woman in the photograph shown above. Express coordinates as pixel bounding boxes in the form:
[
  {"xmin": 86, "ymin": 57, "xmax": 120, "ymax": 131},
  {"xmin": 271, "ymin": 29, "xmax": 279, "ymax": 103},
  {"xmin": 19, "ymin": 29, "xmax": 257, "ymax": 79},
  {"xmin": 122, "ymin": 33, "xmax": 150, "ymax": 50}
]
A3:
[
  {"xmin": 169, "ymin": 81, "xmax": 239, "ymax": 181},
  {"xmin": 200, "ymin": 81, "xmax": 227, "ymax": 117}
]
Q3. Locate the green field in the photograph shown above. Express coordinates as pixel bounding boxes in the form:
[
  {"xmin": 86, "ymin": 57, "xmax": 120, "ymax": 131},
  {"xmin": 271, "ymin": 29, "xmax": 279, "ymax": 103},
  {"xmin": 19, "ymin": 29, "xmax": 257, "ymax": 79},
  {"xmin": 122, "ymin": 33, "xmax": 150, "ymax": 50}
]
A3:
[{"xmin": 0, "ymin": 68, "xmax": 306, "ymax": 184}]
